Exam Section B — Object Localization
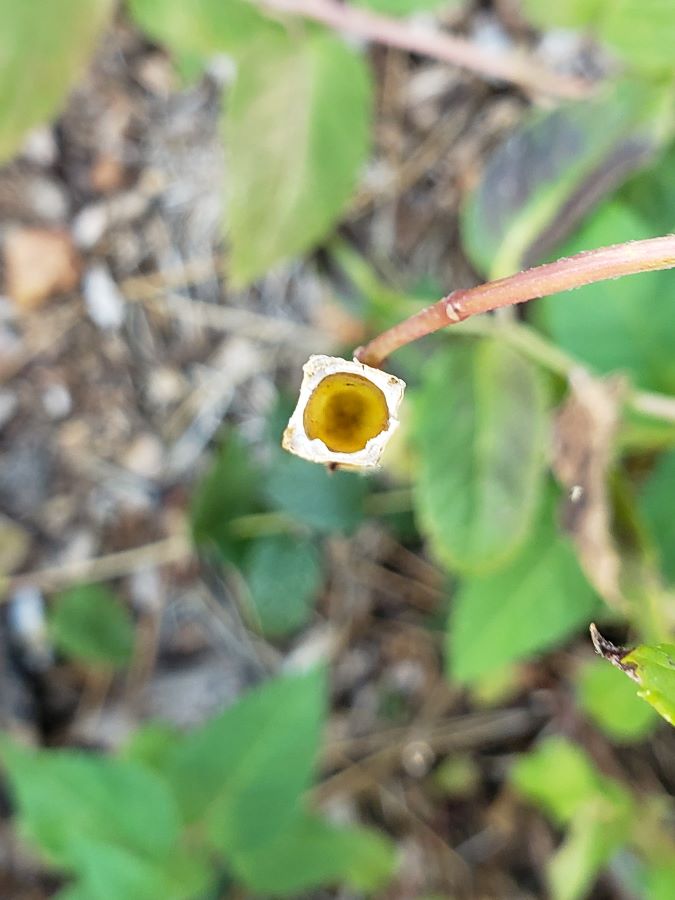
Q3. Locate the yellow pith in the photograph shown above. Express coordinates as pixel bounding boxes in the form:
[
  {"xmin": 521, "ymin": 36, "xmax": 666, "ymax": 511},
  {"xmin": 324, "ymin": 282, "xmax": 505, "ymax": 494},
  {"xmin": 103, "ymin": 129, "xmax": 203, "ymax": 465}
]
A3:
[{"xmin": 303, "ymin": 373, "xmax": 389, "ymax": 453}]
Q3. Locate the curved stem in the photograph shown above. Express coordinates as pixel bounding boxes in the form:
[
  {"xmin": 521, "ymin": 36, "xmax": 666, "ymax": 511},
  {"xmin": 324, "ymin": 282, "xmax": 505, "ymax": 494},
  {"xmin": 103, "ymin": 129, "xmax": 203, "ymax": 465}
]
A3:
[
  {"xmin": 355, "ymin": 235, "xmax": 675, "ymax": 367},
  {"xmin": 256, "ymin": 0, "xmax": 591, "ymax": 100}
]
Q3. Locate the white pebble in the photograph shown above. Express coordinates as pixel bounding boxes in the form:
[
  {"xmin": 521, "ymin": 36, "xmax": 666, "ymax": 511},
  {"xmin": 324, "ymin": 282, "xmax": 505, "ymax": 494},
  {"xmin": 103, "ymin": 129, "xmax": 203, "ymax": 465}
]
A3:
[
  {"xmin": 21, "ymin": 126, "xmax": 58, "ymax": 166},
  {"xmin": 83, "ymin": 264, "xmax": 126, "ymax": 330},
  {"xmin": 72, "ymin": 204, "xmax": 108, "ymax": 249},
  {"xmin": 8, "ymin": 586, "xmax": 53, "ymax": 669},
  {"xmin": 42, "ymin": 382, "xmax": 72, "ymax": 420}
]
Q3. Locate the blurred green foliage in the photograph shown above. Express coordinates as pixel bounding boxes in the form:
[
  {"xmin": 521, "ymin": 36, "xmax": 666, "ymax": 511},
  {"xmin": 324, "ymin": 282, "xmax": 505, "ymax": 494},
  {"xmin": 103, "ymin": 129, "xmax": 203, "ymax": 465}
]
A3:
[
  {"xmin": 639, "ymin": 449, "xmax": 675, "ymax": 583},
  {"xmin": 619, "ymin": 641, "xmax": 675, "ymax": 725},
  {"xmin": 224, "ymin": 30, "xmax": 372, "ymax": 286},
  {"xmin": 49, "ymin": 584, "xmax": 135, "ymax": 669},
  {"xmin": 462, "ymin": 81, "xmax": 673, "ymax": 279},
  {"xmin": 512, "ymin": 737, "xmax": 636, "ymax": 900},
  {"xmin": 447, "ymin": 488, "xmax": 600, "ymax": 682},
  {"xmin": 577, "ymin": 657, "xmax": 658, "ymax": 739},
  {"xmin": 0, "ymin": 0, "xmax": 114, "ymax": 163},
  {"xmin": 1, "ymin": 670, "xmax": 395, "ymax": 898},
  {"xmin": 511, "ymin": 735, "xmax": 675, "ymax": 900},
  {"xmin": 190, "ymin": 426, "xmax": 370, "ymax": 637},
  {"xmin": 535, "ymin": 200, "xmax": 675, "ymax": 393}
]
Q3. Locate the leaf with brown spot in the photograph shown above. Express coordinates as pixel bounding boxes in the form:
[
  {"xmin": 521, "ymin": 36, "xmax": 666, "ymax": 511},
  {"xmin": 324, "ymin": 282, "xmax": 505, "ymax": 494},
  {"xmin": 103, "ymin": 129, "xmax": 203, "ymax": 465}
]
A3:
[
  {"xmin": 590, "ymin": 624, "xmax": 675, "ymax": 727},
  {"xmin": 552, "ymin": 369, "xmax": 626, "ymax": 609}
]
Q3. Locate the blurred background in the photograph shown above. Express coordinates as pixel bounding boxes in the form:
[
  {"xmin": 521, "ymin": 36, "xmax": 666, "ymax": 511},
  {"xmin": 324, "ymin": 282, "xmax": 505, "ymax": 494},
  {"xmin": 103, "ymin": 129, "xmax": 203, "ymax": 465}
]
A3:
[{"xmin": 1, "ymin": 1, "xmax": 675, "ymax": 898}]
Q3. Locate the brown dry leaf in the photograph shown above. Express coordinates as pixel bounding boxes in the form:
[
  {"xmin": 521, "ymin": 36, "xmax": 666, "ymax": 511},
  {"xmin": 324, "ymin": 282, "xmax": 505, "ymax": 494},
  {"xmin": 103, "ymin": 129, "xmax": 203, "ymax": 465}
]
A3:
[
  {"xmin": 4, "ymin": 227, "xmax": 82, "ymax": 311},
  {"xmin": 552, "ymin": 368, "xmax": 626, "ymax": 609}
]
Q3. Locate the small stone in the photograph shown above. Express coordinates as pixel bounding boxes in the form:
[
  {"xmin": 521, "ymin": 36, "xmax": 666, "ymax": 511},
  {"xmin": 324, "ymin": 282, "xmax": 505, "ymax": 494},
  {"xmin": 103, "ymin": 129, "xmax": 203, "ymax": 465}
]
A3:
[
  {"xmin": 136, "ymin": 53, "xmax": 177, "ymax": 96},
  {"xmin": 41, "ymin": 382, "xmax": 72, "ymax": 420},
  {"xmin": 59, "ymin": 528, "xmax": 97, "ymax": 566},
  {"xmin": 71, "ymin": 204, "xmax": 108, "ymax": 248},
  {"xmin": 7, "ymin": 587, "xmax": 52, "ymax": 671},
  {"xmin": 26, "ymin": 176, "xmax": 69, "ymax": 222},
  {"xmin": 21, "ymin": 126, "xmax": 58, "ymax": 167},
  {"xmin": 401, "ymin": 740, "xmax": 435, "ymax": 778},
  {"xmin": 129, "ymin": 566, "xmax": 162, "ymax": 614},
  {"xmin": 284, "ymin": 625, "xmax": 340, "ymax": 674},
  {"xmin": 71, "ymin": 706, "xmax": 136, "ymax": 750},
  {"xmin": 4, "ymin": 228, "xmax": 81, "ymax": 310},
  {"xmin": 146, "ymin": 367, "xmax": 186, "ymax": 408},
  {"xmin": 83, "ymin": 264, "xmax": 126, "ymax": 330},
  {"xmin": 206, "ymin": 55, "xmax": 237, "ymax": 86},
  {"xmin": 123, "ymin": 433, "xmax": 164, "ymax": 480},
  {"xmin": 470, "ymin": 13, "xmax": 513, "ymax": 57}
]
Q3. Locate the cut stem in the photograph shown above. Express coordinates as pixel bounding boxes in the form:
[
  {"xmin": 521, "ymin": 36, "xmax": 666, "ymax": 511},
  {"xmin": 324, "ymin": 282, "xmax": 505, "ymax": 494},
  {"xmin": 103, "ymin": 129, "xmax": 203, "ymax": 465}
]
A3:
[{"xmin": 356, "ymin": 236, "xmax": 675, "ymax": 368}]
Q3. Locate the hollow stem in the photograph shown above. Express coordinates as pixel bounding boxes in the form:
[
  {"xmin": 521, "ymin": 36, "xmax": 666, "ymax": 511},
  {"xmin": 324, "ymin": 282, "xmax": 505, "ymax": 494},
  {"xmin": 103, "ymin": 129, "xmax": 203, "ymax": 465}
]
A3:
[{"xmin": 355, "ymin": 236, "xmax": 675, "ymax": 368}]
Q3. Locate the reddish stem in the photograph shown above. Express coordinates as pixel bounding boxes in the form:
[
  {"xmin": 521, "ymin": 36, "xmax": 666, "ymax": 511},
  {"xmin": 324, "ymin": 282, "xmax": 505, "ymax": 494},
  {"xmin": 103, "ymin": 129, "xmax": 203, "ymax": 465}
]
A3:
[
  {"xmin": 257, "ymin": 0, "xmax": 591, "ymax": 100},
  {"xmin": 356, "ymin": 236, "xmax": 675, "ymax": 367}
]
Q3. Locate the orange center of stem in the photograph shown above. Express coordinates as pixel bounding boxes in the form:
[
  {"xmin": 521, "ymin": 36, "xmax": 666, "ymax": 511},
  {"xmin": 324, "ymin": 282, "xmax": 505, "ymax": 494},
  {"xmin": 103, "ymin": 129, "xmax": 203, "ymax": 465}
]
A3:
[{"xmin": 303, "ymin": 373, "xmax": 389, "ymax": 453}]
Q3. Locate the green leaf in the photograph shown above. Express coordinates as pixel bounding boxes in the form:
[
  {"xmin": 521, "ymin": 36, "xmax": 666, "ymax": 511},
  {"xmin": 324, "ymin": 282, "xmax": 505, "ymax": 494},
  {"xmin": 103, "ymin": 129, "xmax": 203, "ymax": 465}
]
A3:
[
  {"xmin": 619, "ymin": 144, "xmax": 675, "ymax": 233},
  {"xmin": 352, "ymin": 0, "xmax": 455, "ymax": 14},
  {"xmin": 461, "ymin": 82, "xmax": 670, "ymax": 278},
  {"xmin": 50, "ymin": 585, "xmax": 134, "ymax": 668},
  {"xmin": 121, "ymin": 722, "xmax": 180, "ymax": 775},
  {"xmin": 0, "ymin": 744, "xmax": 180, "ymax": 868},
  {"xmin": 0, "ymin": 0, "xmax": 114, "ymax": 164},
  {"xmin": 231, "ymin": 811, "xmax": 396, "ymax": 895},
  {"xmin": 621, "ymin": 642, "xmax": 675, "ymax": 726},
  {"xmin": 600, "ymin": 0, "xmax": 675, "ymax": 73},
  {"xmin": 265, "ymin": 454, "xmax": 367, "ymax": 535},
  {"xmin": 128, "ymin": 0, "xmax": 275, "ymax": 60},
  {"xmin": 57, "ymin": 839, "xmax": 212, "ymax": 900},
  {"xmin": 433, "ymin": 755, "xmax": 481, "ymax": 798},
  {"xmin": 576, "ymin": 659, "xmax": 658, "ymax": 742},
  {"xmin": 548, "ymin": 798, "xmax": 633, "ymax": 900},
  {"xmin": 168, "ymin": 667, "xmax": 326, "ymax": 854},
  {"xmin": 412, "ymin": 339, "xmax": 548, "ymax": 576},
  {"xmin": 58, "ymin": 839, "xmax": 178, "ymax": 900},
  {"xmin": 639, "ymin": 449, "xmax": 675, "ymax": 585},
  {"xmin": 646, "ymin": 861, "xmax": 675, "ymax": 900},
  {"xmin": 511, "ymin": 736, "xmax": 633, "ymax": 826},
  {"xmin": 447, "ymin": 488, "xmax": 599, "ymax": 683},
  {"xmin": 225, "ymin": 30, "xmax": 372, "ymax": 285},
  {"xmin": 534, "ymin": 200, "xmax": 675, "ymax": 393},
  {"xmin": 244, "ymin": 534, "xmax": 323, "ymax": 636},
  {"xmin": 512, "ymin": 739, "xmax": 634, "ymax": 900},
  {"xmin": 521, "ymin": 0, "xmax": 604, "ymax": 28},
  {"xmin": 191, "ymin": 435, "xmax": 265, "ymax": 563}
]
